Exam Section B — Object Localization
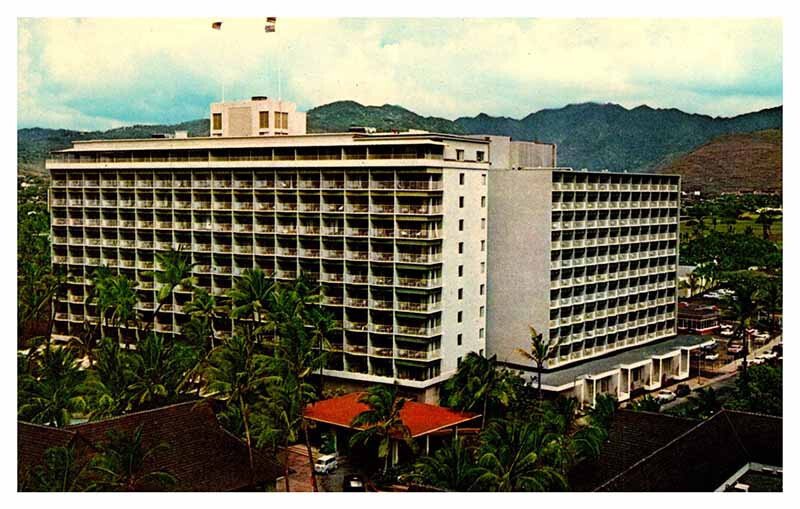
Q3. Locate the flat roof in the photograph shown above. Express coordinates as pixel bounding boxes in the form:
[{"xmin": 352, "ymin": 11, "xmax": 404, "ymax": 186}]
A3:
[
  {"xmin": 54, "ymin": 131, "xmax": 489, "ymax": 153},
  {"xmin": 540, "ymin": 335, "xmax": 712, "ymax": 388},
  {"xmin": 303, "ymin": 392, "xmax": 480, "ymax": 438}
]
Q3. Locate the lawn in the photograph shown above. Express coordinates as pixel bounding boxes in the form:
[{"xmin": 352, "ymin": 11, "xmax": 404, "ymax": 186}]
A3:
[{"xmin": 681, "ymin": 214, "xmax": 782, "ymax": 244}]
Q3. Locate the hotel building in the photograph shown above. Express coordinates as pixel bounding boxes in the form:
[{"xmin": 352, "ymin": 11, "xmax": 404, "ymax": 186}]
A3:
[
  {"xmin": 487, "ymin": 168, "xmax": 711, "ymax": 404},
  {"xmin": 47, "ymin": 97, "xmax": 707, "ymax": 404}
]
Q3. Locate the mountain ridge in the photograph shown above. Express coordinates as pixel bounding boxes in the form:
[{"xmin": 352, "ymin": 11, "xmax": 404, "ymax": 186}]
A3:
[{"xmin": 19, "ymin": 101, "xmax": 782, "ymax": 187}]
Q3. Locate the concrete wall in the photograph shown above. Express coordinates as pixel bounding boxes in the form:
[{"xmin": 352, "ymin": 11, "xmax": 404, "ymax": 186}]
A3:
[
  {"xmin": 440, "ymin": 167, "xmax": 489, "ymax": 375},
  {"xmin": 485, "ymin": 169, "xmax": 552, "ymax": 366},
  {"xmin": 510, "ymin": 141, "xmax": 557, "ymax": 169},
  {"xmin": 210, "ymin": 98, "xmax": 307, "ymax": 137}
]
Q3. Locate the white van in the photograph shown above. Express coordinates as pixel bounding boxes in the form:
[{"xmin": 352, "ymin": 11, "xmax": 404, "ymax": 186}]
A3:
[{"xmin": 314, "ymin": 454, "xmax": 338, "ymax": 474}]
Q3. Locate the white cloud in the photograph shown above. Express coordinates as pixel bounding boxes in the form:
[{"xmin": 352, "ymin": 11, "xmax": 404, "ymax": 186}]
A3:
[{"xmin": 18, "ymin": 17, "xmax": 782, "ymax": 129}]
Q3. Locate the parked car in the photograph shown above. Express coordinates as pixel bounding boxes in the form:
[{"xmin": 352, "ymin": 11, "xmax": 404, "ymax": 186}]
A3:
[
  {"xmin": 342, "ymin": 474, "xmax": 366, "ymax": 492},
  {"xmin": 727, "ymin": 343, "xmax": 744, "ymax": 355},
  {"xmin": 751, "ymin": 357, "xmax": 766, "ymax": 366},
  {"xmin": 761, "ymin": 351, "xmax": 778, "ymax": 360},
  {"xmin": 675, "ymin": 384, "xmax": 691, "ymax": 397},
  {"xmin": 314, "ymin": 454, "xmax": 338, "ymax": 474},
  {"xmin": 720, "ymin": 328, "xmax": 734, "ymax": 337},
  {"xmin": 704, "ymin": 353, "xmax": 720, "ymax": 361},
  {"xmin": 656, "ymin": 389, "xmax": 677, "ymax": 403}
]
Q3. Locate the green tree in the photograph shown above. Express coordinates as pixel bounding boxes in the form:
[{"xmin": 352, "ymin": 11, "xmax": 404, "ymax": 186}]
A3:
[
  {"xmin": 87, "ymin": 424, "xmax": 177, "ymax": 491},
  {"xmin": 759, "ymin": 277, "xmax": 782, "ymax": 340},
  {"xmin": 145, "ymin": 248, "xmax": 196, "ymax": 333},
  {"xmin": 126, "ymin": 333, "xmax": 198, "ymax": 411},
  {"xmin": 349, "ymin": 385, "xmax": 414, "ymax": 475},
  {"xmin": 474, "ymin": 419, "xmax": 567, "ymax": 492},
  {"xmin": 409, "ymin": 436, "xmax": 480, "ymax": 491},
  {"xmin": 22, "ymin": 446, "xmax": 89, "ymax": 492},
  {"xmin": 517, "ymin": 326, "xmax": 561, "ymax": 402},
  {"xmin": 203, "ymin": 334, "xmax": 271, "ymax": 484},
  {"xmin": 18, "ymin": 347, "xmax": 88, "ymax": 427},
  {"xmin": 182, "ymin": 287, "xmax": 221, "ymax": 350},
  {"xmin": 84, "ymin": 337, "xmax": 136, "ymax": 419},
  {"xmin": 629, "ymin": 395, "xmax": 661, "ymax": 413},
  {"xmin": 106, "ymin": 275, "xmax": 140, "ymax": 348},
  {"xmin": 722, "ymin": 271, "xmax": 766, "ymax": 390},
  {"xmin": 228, "ymin": 268, "xmax": 275, "ymax": 333},
  {"xmin": 688, "ymin": 387, "xmax": 721, "ymax": 418},
  {"xmin": 444, "ymin": 351, "xmax": 518, "ymax": 428},
  {"xmin": 726, "ymin": 364, "xmax": 782, "ymax": 416}
]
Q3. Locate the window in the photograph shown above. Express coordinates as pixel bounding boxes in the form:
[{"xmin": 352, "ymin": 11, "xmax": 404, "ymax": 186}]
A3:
[
  {"xmin": 456, "ymin": 149, "xmax": 464, "ymax": 161},
  {"xmin": 477, "ymin": 151, "xmax": 485, "ymax": 162},
  {"xmin": 212, "ymin": 113, "xmax": 222, "ymax": 131},
  {"xmin": 457, "ymin": 311, "xmax": 463, "ymax": 323},
  {"xmin": 480, "ymin": 284, "xmax": 485, "ymax": 295},
  {"xmin": 459, "ymin": 173, "xmax": 465, "ymax": 185},
  {"xmin": 457, "ymin": 333, "xmax": 463, "ymax": 346},
  {"xmin": 459, "ymin": 219, "xmax": 464, "ymax": 231},
  {"xmin": 458, "ymin": 265, "xmax": 464, "ymax": 277},
  {"xmin": 259, "ymin": 111, "xmax": 269, "ymax": 129},
  {"xmin": 458, "ymin": 242, "xmax": 464, "ymax": 254},
  {"xmin": 481, "ymin": 240, "xmax": 485, "ymax": 252},
  {"xmin": 481, "ymin": 218, "xmax": 486, "ymax": 230},
  {"xmin": 482, "ymin": 174, "xmax": 487, "ymax": 185},
  {"xmin": 274, "ymin": 111, "xmax": 289, "ymax": 130},
  {"xmin": 458, "ymin": 288, "xmax": 463, "ymax": 300},
  {"xmin": 479, "ymin": 306, "xmax": 485, "ymax": 317},
  {"xmin": 481, "ymin": 262, "xmax": 485, "ymax": 274},
  {"xmin": 457, "ymin": 356, "xmax": 463, "ymax": 367},
  {"xmin": 481, "ymin": 196, "xmax": 486, "ymax": 208},
  {"xmin": 479, "ymin": 329, "xmax": 485, "ymax": 339},
  {"xmin": 459, "ymin": 196, "xmax": 464, "ymax": 208}
]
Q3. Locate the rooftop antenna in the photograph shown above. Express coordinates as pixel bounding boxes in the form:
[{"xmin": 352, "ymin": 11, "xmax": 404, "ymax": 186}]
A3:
[{"xmin": 211, "ymin": 20, "xmax": 225, "ymax": 101}]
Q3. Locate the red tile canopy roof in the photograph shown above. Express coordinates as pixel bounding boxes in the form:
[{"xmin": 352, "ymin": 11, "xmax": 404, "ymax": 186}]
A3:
[{"xmin": 303, "ymin": 392, "xmax": 480, "ymax": 438}]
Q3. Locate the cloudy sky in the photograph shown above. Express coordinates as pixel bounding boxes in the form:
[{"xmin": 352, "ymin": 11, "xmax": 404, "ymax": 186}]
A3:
[{"xmin": 18, "ymin": 18, "xmax": 782, "ymax": 131}]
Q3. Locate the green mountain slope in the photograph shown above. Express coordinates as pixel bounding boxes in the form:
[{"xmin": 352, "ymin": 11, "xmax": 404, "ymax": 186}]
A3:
[{"xmin": 18, "ymin": 101, "xmax": 781, "ymax": 178}]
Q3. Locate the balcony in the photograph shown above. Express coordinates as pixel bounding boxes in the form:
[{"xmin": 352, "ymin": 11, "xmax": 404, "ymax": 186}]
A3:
[
  {"xmin": 398, "ymin": 229, "xmax": 440, "ymax": 239},
  {"xmin": 255, "ymin": 246, "xmax": 274, "ymax": 255},
  {"xmin": 397, "ymin": 301, "xmax": 440, "ymax": 312},
  {"xmin": 398, "ymin": 252, "xmax": 442, "ymax": 263},
  {"xmin": 370, "ymin": 299, "xmax": 393, "ymax": 310},
  {"xmin": 322, "ymin": 295, "xmax": 343, "ymax": 306},
  {"xmin": 256, "ymin": 202, "xmax": 275, "ymax": 211},
  {"xmin": 370, "ymin": 323, "xmax": 394, "ymax": 334},
  {"xmin": 276, "ymin": 270, "xmax": 297, "ymax": 280},
  {"xmin": 345, "ymin": 344, "xmax": 368, "ymax": 354},
  {"xmin": 397, "ymin": 348, "xmax": 441, "ymax": 361},
  {"xmin": 321, "ymin": 273, "xmax": 344, "ymax": 283},
  {"xmin": 346, "ymin": 251, "xmax": 369, "ymax": 261},
  {"xmin": 322, "ymin": 227, "xmax": 343, "ymax": 236},
  {"xmin": 396, "ymin": 325, "xmax": 440, "ymax": 336},
  {"xmin": 370, "ymin": 252, "xmax": 394, "ymax": 262},
  {"xmin": 370, "ymin": 276, "xmax": 394, "ymax": 286},
  {"xmin": 235, "ymin": 245, "xmax": 254, "ymax": 254},
  {"xmin": 346, "ymin": 297, "xmax": 368, "ymax": 308},
  {"xmin": 371, "ymin": 204, "xmax": 395, "ymax": 214},
  {"xmin": 396, "ymin": 277, "xmax": 441, "ymax": 288},
  {"xmin": 370, "ymin": 347, "xmax": 394, "ymax": 358},
  {"xmin": 346, "ymin": 274, "xmax": 368, "ymax": 284},
  {"xmin": 397, "ymin": 181, "xmax": 442, "ymax": 191},
  {"xmin": 346, "ymin": 205, "xmax": 369, "ymax": 214},
  {"xmin": 371, "ymin": 228, "xmax": 395, "ymax": 238},
  {"xmin": 345, "ymin": 321, "xmax": 368, "ymax": 332},
  {"xmin": 322, "ymin": 249, "xmax": 344, "ymax": 259}
]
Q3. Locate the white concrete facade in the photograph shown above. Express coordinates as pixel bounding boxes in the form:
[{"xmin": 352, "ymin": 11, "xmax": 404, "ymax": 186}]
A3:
[
  {"xmin": 210, "ymin": 97, "xmax": 307, "ymax": 137},
  {"xmin": 487, "ymin": 168, "xmax": 682, "ymax": 376},
  {"xmin": 46, "ymin": 128, "xmax": 489, "ymax": 394}
]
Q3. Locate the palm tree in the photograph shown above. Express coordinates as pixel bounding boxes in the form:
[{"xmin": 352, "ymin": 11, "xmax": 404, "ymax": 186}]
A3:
[
  {"xmin": 756, "ymin": 210, "xmax": 779, "ymax": 240},
  {"xmin": 182, "ymin": 287, "xmax": 221, "ymax": 350},
  {"xmin": 444, "ymin": 351, "xmax": 517, "ymax": 429},
  {"xmin": 87, "ymin": 424, "xmax": 177, "ymax": 491},
  {"xmin": 18, "ymin": 347, "xmax": 88, "ymax": 427},
  {"xmin": 474, "ymin": 419, "xmax": 567, "ymax": 491},
  {"xmin": 723, "ymin": 272, "xmax": 765, "ymax": 391},
  {"xmin": 106, "ymin": 275, "xmax": 139, "ymax": 348},
  {"xmin": 84, "ymin": 337, "xmax": 135, "ymax": 419},
  {"xmin": 349, "ymin": 385, "xmax": 414, "ymax": 475},
  {"xmin": 203, "ymin": 334, "xmax": 271, "ymax": 484},
  {"xmin": 305, "ymin": 305, "xmax": 338, "ymax": 395},
  {"xmin": 409, "ymin": 436, "xmax": 480, "ymax": 491},
  {"xmin": 587, "ymin": 394, "xmax": 617, "ymax": 430},
  {"xmin": 89, "ymin": 266, "xmax": 115, "ymax": 340},
  {"xmin": 518, "ymin": 326, "xmax": 561, "ymax": 402},
  {"xmin": 145, "ymin": 248, "xmax": 196, "ymax": 333},
  {"xmin": 759, "ymin": 277, "xmax": 782, "ymax": 341},
  {"xmin": 228, "ymin": 268, "xmax": 274, "ymax": 332},
  {"xmin": 126, "ymin": 333, "xmax": 198, "ymax": 411},
  {"xmin": 23, "ymin": 445, "xmax": 89, "ymax": 492}
]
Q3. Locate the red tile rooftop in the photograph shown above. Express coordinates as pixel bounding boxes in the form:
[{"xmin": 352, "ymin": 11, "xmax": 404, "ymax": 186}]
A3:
[{"xmin": 303, "ymin": 392, "xmax": 480, "ymax": 438}]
